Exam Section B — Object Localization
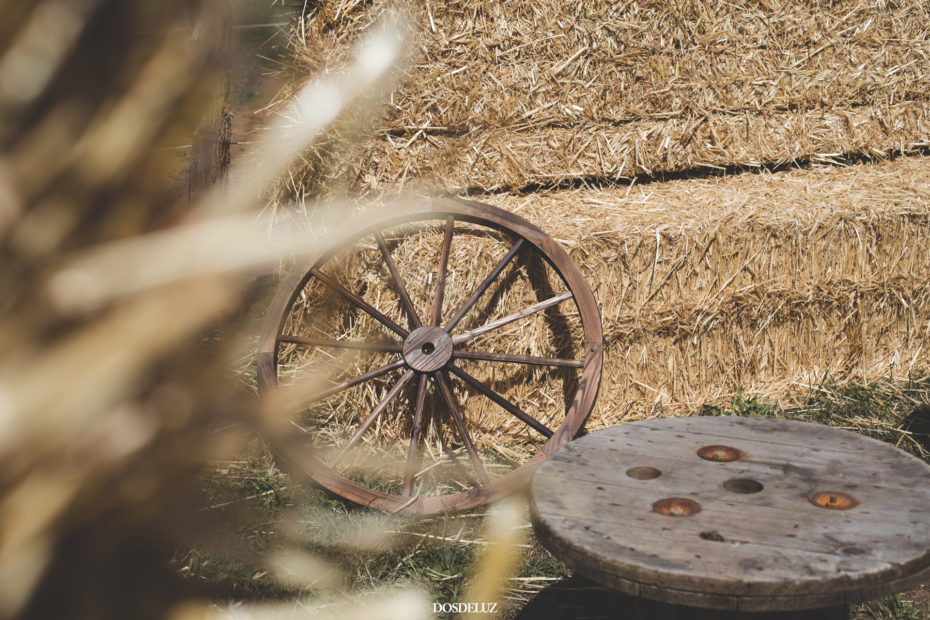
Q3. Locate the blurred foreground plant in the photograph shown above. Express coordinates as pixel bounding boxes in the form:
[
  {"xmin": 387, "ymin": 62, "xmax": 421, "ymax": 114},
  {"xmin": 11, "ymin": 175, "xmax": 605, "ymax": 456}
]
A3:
[{"xmin": 0, "ymin": 2, "xmax": 429, "ymax": 619}]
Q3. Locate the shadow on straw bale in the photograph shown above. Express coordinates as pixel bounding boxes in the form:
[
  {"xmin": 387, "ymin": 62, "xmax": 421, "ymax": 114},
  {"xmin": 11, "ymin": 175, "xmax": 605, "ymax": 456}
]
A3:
[
  {"xmin": 483, "ymin": 157, "xmax": 930, "ymax": 424},
  {"xmin": 276, "ymin": 0, "xmax": 930, "ymax": 198}
]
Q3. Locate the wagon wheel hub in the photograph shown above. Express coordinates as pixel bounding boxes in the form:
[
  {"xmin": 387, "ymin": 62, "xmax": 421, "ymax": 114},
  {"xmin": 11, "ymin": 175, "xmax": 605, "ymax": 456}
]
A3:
[
  {"xmin": 402, "ymin": 325, "xmax": 453, "ymax": 372},
  {"xmin": 258, "ymin": 199, "xmax": 604, "ymax": 514}
]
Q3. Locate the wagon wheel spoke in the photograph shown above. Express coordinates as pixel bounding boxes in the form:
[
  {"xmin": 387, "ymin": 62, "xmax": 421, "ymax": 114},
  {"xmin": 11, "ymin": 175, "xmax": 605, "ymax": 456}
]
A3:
[
  {"xmin": 435, "ymin": 370, "xmax": 489, "ymax": 484},
  {"xmin": 402, "ymin": 373, "xmax": 430, "ymax": 496},
  {"xmin": 448, "ymin": 363, "xmax": 553, "ymax": 438},
  {"xmin": 330, "ymin": 369, "xmax": 416, "ymax": 467},
  {"xmin": 430, "ymin": 216, "xmax": 455, "ymax": 326},
  {"xmin": 375, "ymin": 231, "xmax": 422, "ymax": 330},
  {"xmin": 258, "ymin": 198, "xmax": 603, "ymax": 514},
  {"xmin": 278, "ymin": 334, "xmax": 403, "ymax": 353},
  {"xmin": 444, "ymin": 238, "xmax": 524, "ymax": 332},
  {"xmin": 311, "ymin": 267, "xmax": 408, "ymax": 338},
  {"xmin": 453, "ymin": 350, "xmax": 583, "ymax": 368},
  {"xmin": 451, "ymin": 291, "xmax": 574, "ymax": 345},
  {"xmin": 291, "ymin": 359, "xmax": 407, "ymax": 407}
]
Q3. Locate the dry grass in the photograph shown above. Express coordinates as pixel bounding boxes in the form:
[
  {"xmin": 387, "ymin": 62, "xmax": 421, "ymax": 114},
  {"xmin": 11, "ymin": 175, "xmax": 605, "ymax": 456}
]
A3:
[
  {"xmin": 195, "ymin": 373, "xmax": 930, "ymax": 618},
  {"xmin": 277, "ymin": 0, "xmax": 930, "ymax": 198},
  {"xmin": 484, "ymin": 155, "xmax": 930, "ymax": 425},
  {"xmin": 273, "ymin": 154, "xmax": 930, "ymax": 456},
  {"xmin": 265, "ymin": 0, "xmax": 930, "ymax": 465}
]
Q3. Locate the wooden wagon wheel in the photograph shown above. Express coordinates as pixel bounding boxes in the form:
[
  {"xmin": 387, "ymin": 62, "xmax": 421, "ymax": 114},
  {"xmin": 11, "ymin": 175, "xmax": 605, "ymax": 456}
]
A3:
[{"xmin": 257, "ymin": 197, "xmax": 602, "ymax": 514}]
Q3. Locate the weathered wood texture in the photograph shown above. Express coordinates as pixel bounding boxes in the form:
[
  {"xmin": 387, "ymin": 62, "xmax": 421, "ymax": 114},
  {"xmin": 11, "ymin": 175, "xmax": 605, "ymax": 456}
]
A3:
[
  {"xmin": 530, "ymin": 417, "xmax": 930, "ymax": 614},
  {"xmin": 187, "ymin": 0, "xmax": 231, "ymax": 202}
]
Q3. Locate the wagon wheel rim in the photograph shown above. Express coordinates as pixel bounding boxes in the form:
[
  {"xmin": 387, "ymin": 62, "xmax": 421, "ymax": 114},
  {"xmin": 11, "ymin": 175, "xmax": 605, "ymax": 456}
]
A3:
[{"xmin": 257, "ymin": 197, "xmax": 603, "ymax": 514}]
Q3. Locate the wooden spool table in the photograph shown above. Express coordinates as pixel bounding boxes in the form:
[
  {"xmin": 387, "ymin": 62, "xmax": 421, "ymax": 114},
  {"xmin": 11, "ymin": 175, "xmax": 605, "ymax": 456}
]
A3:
[{"xmin": 529, "ymin": 417, "xmax": 930, "ymax": 619}]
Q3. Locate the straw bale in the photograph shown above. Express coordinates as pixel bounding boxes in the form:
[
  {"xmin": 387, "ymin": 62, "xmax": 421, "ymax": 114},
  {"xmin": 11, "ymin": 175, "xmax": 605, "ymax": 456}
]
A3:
[
  {"xmin": 280, "ymin": 0, "xmax": 930, "ymax": 197},
  {"xmin": 274, "ymin": 1, "xmax": 930, "ymax": 453},
  {"xmin": 482, "ymin": 154, "xmax": 930, "ymax": 425},
  {"xmin": 278, "ymin": 155, "xmax": 930, "ymax": 463}
]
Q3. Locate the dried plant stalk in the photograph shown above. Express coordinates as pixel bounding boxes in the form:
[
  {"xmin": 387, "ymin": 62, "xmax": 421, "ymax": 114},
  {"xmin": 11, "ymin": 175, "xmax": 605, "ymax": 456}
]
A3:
[{"xmin": 482, "ymin": 156, "xmax": 930, "ymax": 423}]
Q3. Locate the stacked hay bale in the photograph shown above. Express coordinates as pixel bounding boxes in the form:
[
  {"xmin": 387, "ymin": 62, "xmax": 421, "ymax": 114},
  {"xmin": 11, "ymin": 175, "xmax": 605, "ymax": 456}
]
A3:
[
  {"xmin": 284, "ymin": 0, "xmax": 930, "ymax": 195},
  {"xmin": 279, "ymin": 0, "xmax": 930, "ymax": 422},
  {"xmin": 487, "ymin": 158, "xmax": 930, "ymax": 419}
]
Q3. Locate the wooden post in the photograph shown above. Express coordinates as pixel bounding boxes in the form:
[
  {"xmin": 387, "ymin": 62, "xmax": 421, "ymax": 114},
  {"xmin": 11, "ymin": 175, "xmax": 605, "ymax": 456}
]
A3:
[{"xmin": 188, "ymin": 0, "xmax": 231, "ymax": 203}]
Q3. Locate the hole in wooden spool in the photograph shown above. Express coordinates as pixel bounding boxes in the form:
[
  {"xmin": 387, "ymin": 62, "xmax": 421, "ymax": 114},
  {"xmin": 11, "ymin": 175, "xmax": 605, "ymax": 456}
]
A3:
[
  {"xmin": 723, "ymin": 478, "xmax": 763, "ymax": 494},
  {"xmin": 421, "ymin": 342, "xmax": 435, "ymax": 354},
  {"xmin": 809, "ymin": 491, "xmax": 858, "ymax": 510},
  {"xmin": 697, "ymin": 445, "xmax": 742, "ymax": 462},
  {"xmin": 626, "ymin": 466, "xmax": 661, "ymax": 480},
  {"xmin": 652, "ymin": 497, "xmax": 701, "ymax": 517}
]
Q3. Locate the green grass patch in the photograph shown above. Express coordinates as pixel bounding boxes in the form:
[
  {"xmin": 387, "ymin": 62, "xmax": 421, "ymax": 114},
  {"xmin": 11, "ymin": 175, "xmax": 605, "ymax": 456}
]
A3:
[
  {"xmin": 701, "ymin": 374, "xmax": 930, "ymax": 459},
  {"xmin": 854, "ymin": 594, "xmax": 926, "ymax": 620}
]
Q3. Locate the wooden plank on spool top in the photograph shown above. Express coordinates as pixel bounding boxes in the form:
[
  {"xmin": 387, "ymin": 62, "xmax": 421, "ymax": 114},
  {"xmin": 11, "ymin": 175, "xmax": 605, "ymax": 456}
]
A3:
[{"xmin": 530, "ymin": 417, "xmax": 930, "ymax": 615}]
